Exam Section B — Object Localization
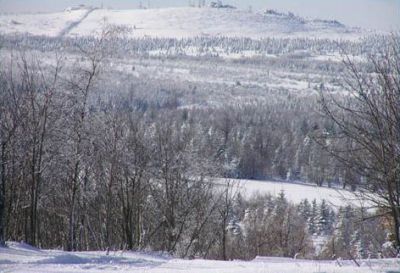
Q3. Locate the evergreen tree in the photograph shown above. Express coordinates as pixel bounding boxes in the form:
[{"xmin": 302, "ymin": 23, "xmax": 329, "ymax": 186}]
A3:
[
  {"xmin": 297, "ymin": 199, "xmax": 311, "ymax": 222},
  {"xmin": 317, "ymin": 199, "xmax": 331, "ymax": 235},
  {"xmin": 308, "ymin": 199, "xmax": 318, "ymax": 235}
]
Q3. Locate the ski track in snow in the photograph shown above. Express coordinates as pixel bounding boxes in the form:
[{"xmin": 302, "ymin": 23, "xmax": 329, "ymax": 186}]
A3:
[
  {"xmin": 58, "ymin": 8, "xmax": 96, "ymax": 38},
  {"xmin": 0, "ymin": 242, "xmax": 399, "ymax": 273}
]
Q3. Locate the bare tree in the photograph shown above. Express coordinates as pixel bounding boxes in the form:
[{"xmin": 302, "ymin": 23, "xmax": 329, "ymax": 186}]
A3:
[
  {"xmin": 0, "ymin": 57, "xmax": 21, "ymax": 246},
  {"xmin": 318, "ymin": 35, "xmax": 400, "ymax": 252},
  {"xmin": 64, "ymin": 30, "xmax": 111, "ymax": 251},
  {"xmin": 18, "ymin": 54, "xmax": 62, "ymax": 246},
  {"xmin": 118, "ymin": 114, "xmax": 149, "ymax": 250},
  {"xmin": 217, "ymin": 180, "xmax": 238, "ymax": 260}
]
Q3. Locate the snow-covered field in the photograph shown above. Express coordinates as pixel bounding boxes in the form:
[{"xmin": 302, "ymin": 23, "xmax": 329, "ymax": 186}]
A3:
[
  {"xmin": 0, "ymin": 7, "xmax": 367, "ymax": 39},
  {"xmin": 216, "ymin": 178, "xmax": 371, "ymax": 208},
  {"xmin": 0, "ymin": 242, "xmax": 398, "ymax": 273}
]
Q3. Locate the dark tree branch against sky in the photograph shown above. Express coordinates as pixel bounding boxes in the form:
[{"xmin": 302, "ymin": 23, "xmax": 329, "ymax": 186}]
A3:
[{"xmin": 0, "ymin": 0, "xmax": 398, "ymax": 31}]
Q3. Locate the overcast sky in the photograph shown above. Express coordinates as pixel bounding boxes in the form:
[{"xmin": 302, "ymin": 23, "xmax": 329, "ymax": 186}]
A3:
[{"xmin": 0, "ymin": 0, "xmax": 399, "ymax": 31}]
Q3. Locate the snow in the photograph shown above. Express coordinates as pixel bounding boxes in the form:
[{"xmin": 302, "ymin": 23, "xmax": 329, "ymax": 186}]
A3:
[
  {"xmin": 1, "ymin": 242, "xmax": 398, "ymax": 273},
  {"xmin": 0, "ymin": 7, "xmax": 367, "ymax": 40},
  {"xmin": 311, "ymin": 52, "xmax": 367, "ymax": 63},
  {"xmin": 0, "ymin": 10, "xmax": 88, "ymax": 37},
  {"xmin": 215, "ymin": 178, "xmax": 372, "ymax": 209}
]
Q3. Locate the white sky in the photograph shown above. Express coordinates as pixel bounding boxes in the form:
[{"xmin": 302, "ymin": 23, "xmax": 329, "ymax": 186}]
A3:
[{"xmin": 0, "ymin": 0, "xmax": 399, "ymax": 31}]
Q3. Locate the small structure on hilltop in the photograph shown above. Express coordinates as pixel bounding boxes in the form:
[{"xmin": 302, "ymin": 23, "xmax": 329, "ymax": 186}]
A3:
[{"xmin": 210, "ymin": 1, "xmax": 236, "ymax": 9}]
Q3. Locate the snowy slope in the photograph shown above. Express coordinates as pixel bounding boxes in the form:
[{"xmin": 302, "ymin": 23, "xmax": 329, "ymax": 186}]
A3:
[
  {"xmin": 0, "ymin": 7, "xmax": 364, "ymax": 39},
  {"xmin": 0, "ymin": 10, "xmax": 88, "ymax": 37},
  {"xmin": 1, "ymin": 242, "xmax": 398, "ymax": 273},
  {"xmin": 216, "ymin": 178, "xmax": 372, "ymax": 208}
]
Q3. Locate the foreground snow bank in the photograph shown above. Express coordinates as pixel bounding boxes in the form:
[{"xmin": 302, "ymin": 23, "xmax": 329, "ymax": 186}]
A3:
[{"xmin": 1, "ymin": 242, "xmax": 399, "ymax": 273}]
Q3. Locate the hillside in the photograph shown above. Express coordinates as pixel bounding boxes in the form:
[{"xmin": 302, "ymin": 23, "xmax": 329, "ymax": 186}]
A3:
[{"xmin": 0, "ymin": 7, "xmax": 364, "ymax": 39}]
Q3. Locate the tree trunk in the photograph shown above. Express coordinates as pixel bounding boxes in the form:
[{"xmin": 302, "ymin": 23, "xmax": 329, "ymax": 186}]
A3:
[
  {"xmin": 29, "ymin": 155, "xmax": 37, "ymax": 246},
  {"xmin": 0, "ymin": 141, "xmax": 6, "ymax": 246},
  {"xmin": 222, "ymin": 221, "xmax": 227, "ymax": 260},
  {"xmin": 68, "ymin": 160, "xmax": 80, "ymax": 251},
  {"xmin": 391, "ymin": 206, "xmax": 400, "ymax": 252},
  {"xmin": 106, "ymin": 167, "xmax": 114, "ymax": 252}
]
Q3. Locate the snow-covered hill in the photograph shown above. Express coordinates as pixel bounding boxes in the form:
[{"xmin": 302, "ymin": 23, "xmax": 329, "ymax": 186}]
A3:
[
  {"xmin": 0, "ymin": 9, "xmax": 89, "ymax": 37},
  {"xmin": 0, "ymin": 242, "xmax": 398, "ymax": 273},
  {"xmin": 0, "ymin": 7, "xmax": 365, "ymax": 39}
]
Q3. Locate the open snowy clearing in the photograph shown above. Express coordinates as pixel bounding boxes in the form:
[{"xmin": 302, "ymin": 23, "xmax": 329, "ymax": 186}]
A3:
[
  {"xmin": 0, "ymin": 242, "xmax": 398, "ymax": 273},
  {"xmin": 216, "ymin": 178, "xmax": 373, "ymax": 208},
  {"xmin": 0, "ymin": 7, "xmax": 367, "ymax": 40}
]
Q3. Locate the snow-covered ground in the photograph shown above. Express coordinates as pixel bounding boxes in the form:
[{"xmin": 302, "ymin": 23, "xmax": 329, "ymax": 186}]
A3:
[
  {"xmin": 0, "ymin": 9, "xmax": 88, "ymax": 37},
  {"xmin": 0, "ymin": 242, "xmax": 398, "ymax": 273},
  {"xmin": 0, "ymin": 7, "xmax": 367, "ymax": 40},
  {"xmin": 216, "ymin": 178, "xmax": 373, "ymax": 208}
]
